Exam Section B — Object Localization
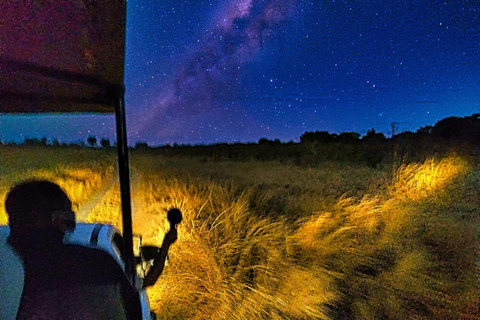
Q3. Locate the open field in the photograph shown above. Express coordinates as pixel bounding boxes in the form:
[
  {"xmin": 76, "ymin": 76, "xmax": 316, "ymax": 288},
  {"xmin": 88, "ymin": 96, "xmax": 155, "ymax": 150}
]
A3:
[
  {"xmin": 1, "ymin": 146, "xmax": 479, "ymax": 319},
  {"xmin": 0, "ymin": 146, "xmax": 115, "ymax": 225}
]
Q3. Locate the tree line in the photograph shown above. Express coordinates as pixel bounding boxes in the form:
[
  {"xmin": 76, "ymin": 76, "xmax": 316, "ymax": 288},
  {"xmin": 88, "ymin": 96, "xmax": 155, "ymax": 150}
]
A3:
[{"xmin": 4, "ymin": 114, "xmax": 480, "ymax": 166}]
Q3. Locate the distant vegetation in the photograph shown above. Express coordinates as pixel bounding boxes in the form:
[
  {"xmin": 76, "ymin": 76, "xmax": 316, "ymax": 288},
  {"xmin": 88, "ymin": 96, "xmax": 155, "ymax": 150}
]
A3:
[{"xmin": 5, "ymin": 114, "xmax": 480, "ymax": 168}]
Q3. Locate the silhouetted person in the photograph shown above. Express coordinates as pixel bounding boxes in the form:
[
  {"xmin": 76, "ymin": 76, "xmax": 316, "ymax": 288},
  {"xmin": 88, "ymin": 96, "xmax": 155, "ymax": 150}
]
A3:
[{"xmin": 4, "ymin": 180, "xmax": 142, "ymax": 320}]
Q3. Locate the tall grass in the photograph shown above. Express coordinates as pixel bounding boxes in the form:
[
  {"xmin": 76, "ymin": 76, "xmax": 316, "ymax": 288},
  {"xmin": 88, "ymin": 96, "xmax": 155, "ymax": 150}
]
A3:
[
  {"xmin": 86, "ymin": 182, "xmax": 122, "ymax": 227},
  {"xmin": 132, "ymin": 154, "xmax": 479, "ymax": 319},
  {"xmin": 138, "ymin": 175, "xmax": 330, "ymax": 319},
  {"xmin": 0, "ymin": 146, "xmax": 115, "ymax": 224},
  {"xmin": 1, "ymin": 147, "xmax": 478, "ymax": 318},
  {"xmin": 292, "ymin": 155, "xmax": 479, "ymax": 319}
]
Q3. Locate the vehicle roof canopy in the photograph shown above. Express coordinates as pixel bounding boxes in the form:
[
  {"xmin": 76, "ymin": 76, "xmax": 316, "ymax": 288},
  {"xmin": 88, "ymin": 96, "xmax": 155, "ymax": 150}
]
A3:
[
  {"xmin": 0, "ymin": 1, "xmax": 136, "ymax": 283},
  {"xmin": 0, "ymin": 0, "xmax": 126, "ymax": 114}
]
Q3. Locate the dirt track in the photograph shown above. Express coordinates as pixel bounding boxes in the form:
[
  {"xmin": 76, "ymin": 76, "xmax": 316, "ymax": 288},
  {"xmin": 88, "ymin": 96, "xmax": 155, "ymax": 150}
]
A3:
[{"xmin": 76, "ymin": 167, "xmax": 141, "ymax": 223}]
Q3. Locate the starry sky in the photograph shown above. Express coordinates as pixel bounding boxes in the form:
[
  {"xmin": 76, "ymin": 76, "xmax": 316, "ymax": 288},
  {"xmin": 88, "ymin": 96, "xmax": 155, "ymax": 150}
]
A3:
[{"xmin": 1, "ymin": 0, "xmax": 479, "ymax": 145}]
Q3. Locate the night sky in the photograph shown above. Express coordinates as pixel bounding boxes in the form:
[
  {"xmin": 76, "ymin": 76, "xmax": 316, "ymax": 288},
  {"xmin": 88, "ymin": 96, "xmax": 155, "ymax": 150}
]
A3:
[{"xmin": 1, "ymin": 0, "xmax": 479, "ymax": 145}]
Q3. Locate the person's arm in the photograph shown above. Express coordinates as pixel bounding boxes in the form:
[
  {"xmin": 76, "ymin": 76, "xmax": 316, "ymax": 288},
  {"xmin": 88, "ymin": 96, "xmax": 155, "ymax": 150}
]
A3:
[{"xmin": 142, "ymin": 228, "xmax": 177, "ymax": 288}]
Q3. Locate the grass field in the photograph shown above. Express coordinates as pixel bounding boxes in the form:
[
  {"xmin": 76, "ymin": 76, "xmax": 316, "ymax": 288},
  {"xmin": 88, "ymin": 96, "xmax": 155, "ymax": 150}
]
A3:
[
  {"xmin": 1, "ymin": 146, "xmax": 479, "ymax": 319},
  {"xmin": 0, "ymin": 146, "xmax": 115, "ymax": 225}
]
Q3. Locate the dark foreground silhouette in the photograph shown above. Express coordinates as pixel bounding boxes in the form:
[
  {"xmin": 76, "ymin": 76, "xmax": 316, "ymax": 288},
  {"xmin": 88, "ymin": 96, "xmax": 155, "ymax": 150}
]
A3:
[{"xmin": 3, "ymin": 180, "xmax": 141, "ymax": 320}]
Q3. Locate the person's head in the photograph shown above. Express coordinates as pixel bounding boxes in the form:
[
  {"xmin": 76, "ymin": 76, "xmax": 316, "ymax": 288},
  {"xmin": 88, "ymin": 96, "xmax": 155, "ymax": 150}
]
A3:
[{"xmin": 5, "ymin": 180, "xmax": 75, "ymax": 237}]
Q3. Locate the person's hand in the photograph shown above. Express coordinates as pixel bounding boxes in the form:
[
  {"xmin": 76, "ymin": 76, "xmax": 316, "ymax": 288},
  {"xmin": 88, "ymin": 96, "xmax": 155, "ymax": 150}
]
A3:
[{"xmin": 162, "ymin": 227, "xmax": 177, "ymax": 248}]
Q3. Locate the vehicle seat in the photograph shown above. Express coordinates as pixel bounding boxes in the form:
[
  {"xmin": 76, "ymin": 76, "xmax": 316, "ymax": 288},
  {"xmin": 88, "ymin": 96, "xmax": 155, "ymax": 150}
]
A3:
[{"xmin": 0, "ymin": 226, "xmax": 24, "ymax": 320}]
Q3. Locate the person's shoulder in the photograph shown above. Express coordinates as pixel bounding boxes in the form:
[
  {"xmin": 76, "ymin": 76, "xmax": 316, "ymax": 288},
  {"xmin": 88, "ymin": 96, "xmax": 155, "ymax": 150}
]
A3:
[
  {"xmin": 64, "ymin": 243, "xmax": 120, "ymax": 265},
  {"xmin": 62, "ymin": 243, "xmax": 128, "ymax": 283},
  {"xmin": 62, "ymin": 244, "xmax": 125, "ymax": 275}
]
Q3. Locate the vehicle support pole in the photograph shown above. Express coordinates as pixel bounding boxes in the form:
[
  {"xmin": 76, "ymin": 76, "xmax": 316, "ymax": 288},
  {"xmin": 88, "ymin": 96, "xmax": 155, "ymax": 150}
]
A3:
[{"xmin": 114, "ymin": 90, "xmax": 135, "ymax": 285}]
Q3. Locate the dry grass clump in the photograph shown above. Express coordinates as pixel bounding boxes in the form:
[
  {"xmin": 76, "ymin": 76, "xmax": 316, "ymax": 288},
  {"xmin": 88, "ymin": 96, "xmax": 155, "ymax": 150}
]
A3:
[
  {"xmin": 291, "ymin": 155, "xmax": 479, "ymax": 319},
  {"xmin": 137, "ymin": 171, "xmax": 335, "ymax": 319},
  {"xmin": 86, "ymin": 184, "xmax": 122, "ymax": 228},
  {"xmin": 53, "ymin": 166, "xmax": 114, "ymax": 208},
  {"xmin": 392, "ymin": 155, "xmax": 469, "ymax": 201},
  {"xmin": 148, "ymin": 239, "xmax": 226, "ymax": 319}
]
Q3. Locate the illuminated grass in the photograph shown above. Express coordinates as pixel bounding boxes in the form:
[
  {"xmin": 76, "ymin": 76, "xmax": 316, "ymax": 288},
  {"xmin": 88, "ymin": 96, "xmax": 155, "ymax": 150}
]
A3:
[
  {"xmin": 86, "ymin": 182, "xmax": 122, "ymax": 228},
  {"xmin": 134, "ymin": 154, "xmax": 479, "ymax": 319},
  {"xmin": 1, "ymin": 146, "xmax": 478, "ymax": 319},
  {"xmin": 392, "ymin": 155, "xmax": 469, "ymax": 201},
  {"xmin": 0, "ymin": 146, "xmax": 115, "ymax": 224},
  {"xmin": 292, "ymin": 155, "xmax": 478, "ymax": 319},
  {"xmin": 142, "ymin": 179, "xmax": 333, "ymax": 319}
]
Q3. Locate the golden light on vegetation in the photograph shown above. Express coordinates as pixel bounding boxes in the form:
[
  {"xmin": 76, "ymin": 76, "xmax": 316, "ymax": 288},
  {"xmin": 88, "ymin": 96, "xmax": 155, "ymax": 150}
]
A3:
[
  {"xmin": 0, "ymin": 164, "xmax": 114, "ymax": 225},
  {"xmin": 133, "ymin": 154, "xmax": 477, "ymax": 319},
  {"xmin": 0, "ymin": 147, "xmax": 479, "ymax": 319},
  {"xmin": 392, "ymin": 155, "xmax": 469, "ymax": 201},
  {"xmin": 86, "ymin": 184, "xmax": 122, "ymax": 228}
]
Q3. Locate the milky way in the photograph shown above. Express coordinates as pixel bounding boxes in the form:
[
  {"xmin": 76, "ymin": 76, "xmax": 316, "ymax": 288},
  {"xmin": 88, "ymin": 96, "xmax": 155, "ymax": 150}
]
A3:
[
  {"xmin": 1, "ymin": 0, "xmax": 478, "ymax": 145},
  {"xmin": 132, "ymin": 0, "xmax": 300, "ymax": 144}
]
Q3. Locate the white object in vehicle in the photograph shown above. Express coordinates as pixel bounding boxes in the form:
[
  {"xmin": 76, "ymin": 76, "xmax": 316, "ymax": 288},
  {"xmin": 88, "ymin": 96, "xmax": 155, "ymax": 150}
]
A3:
[
  {"xmin": 0, "ymin": 224, "xmax": 153, "ymax": 320},
  {"xmin": 0, "ymin": 226, "xmax": 24, "ymax": 320}
]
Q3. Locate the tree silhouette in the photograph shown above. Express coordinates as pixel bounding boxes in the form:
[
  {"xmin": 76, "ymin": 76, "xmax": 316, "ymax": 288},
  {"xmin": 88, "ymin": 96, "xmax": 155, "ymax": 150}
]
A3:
[
  {"xmin": 300, "ymin": 131, "xmax": 336, "ymax": 144},
  {"xmin": 87, "ymin": 135, "xmax": 97, "ymax": 147},
  {"xmin": 24, "ymin": 137, "xmax": 47, "ymax": 146},
  {"xmin": 339, "ymin": 132, "xmax": 361, "ymax": 144},
  {"xmin": 363, "ymin": 129, "xmax": 386, "ymax": 142},
  {"xmin": 416, "ymin": 125, "xmax": 433, "ymax": 136},
  {"xmin": 431, "ymin": 115, "xmax": 480, "ymax": 143},
  {"xmin": 135, "ymin": 141, "xmax": 149, "ymax": 149},
  {"xmin": 100, "ymin": 138, "xmax": 111, "ymax": 148}
]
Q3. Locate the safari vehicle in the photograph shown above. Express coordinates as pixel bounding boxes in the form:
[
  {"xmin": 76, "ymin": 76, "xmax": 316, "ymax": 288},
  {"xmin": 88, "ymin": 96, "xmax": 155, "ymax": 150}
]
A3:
[{"xmin": 0, "ymin": 1, "xmax": 171, "ymax": 319}]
